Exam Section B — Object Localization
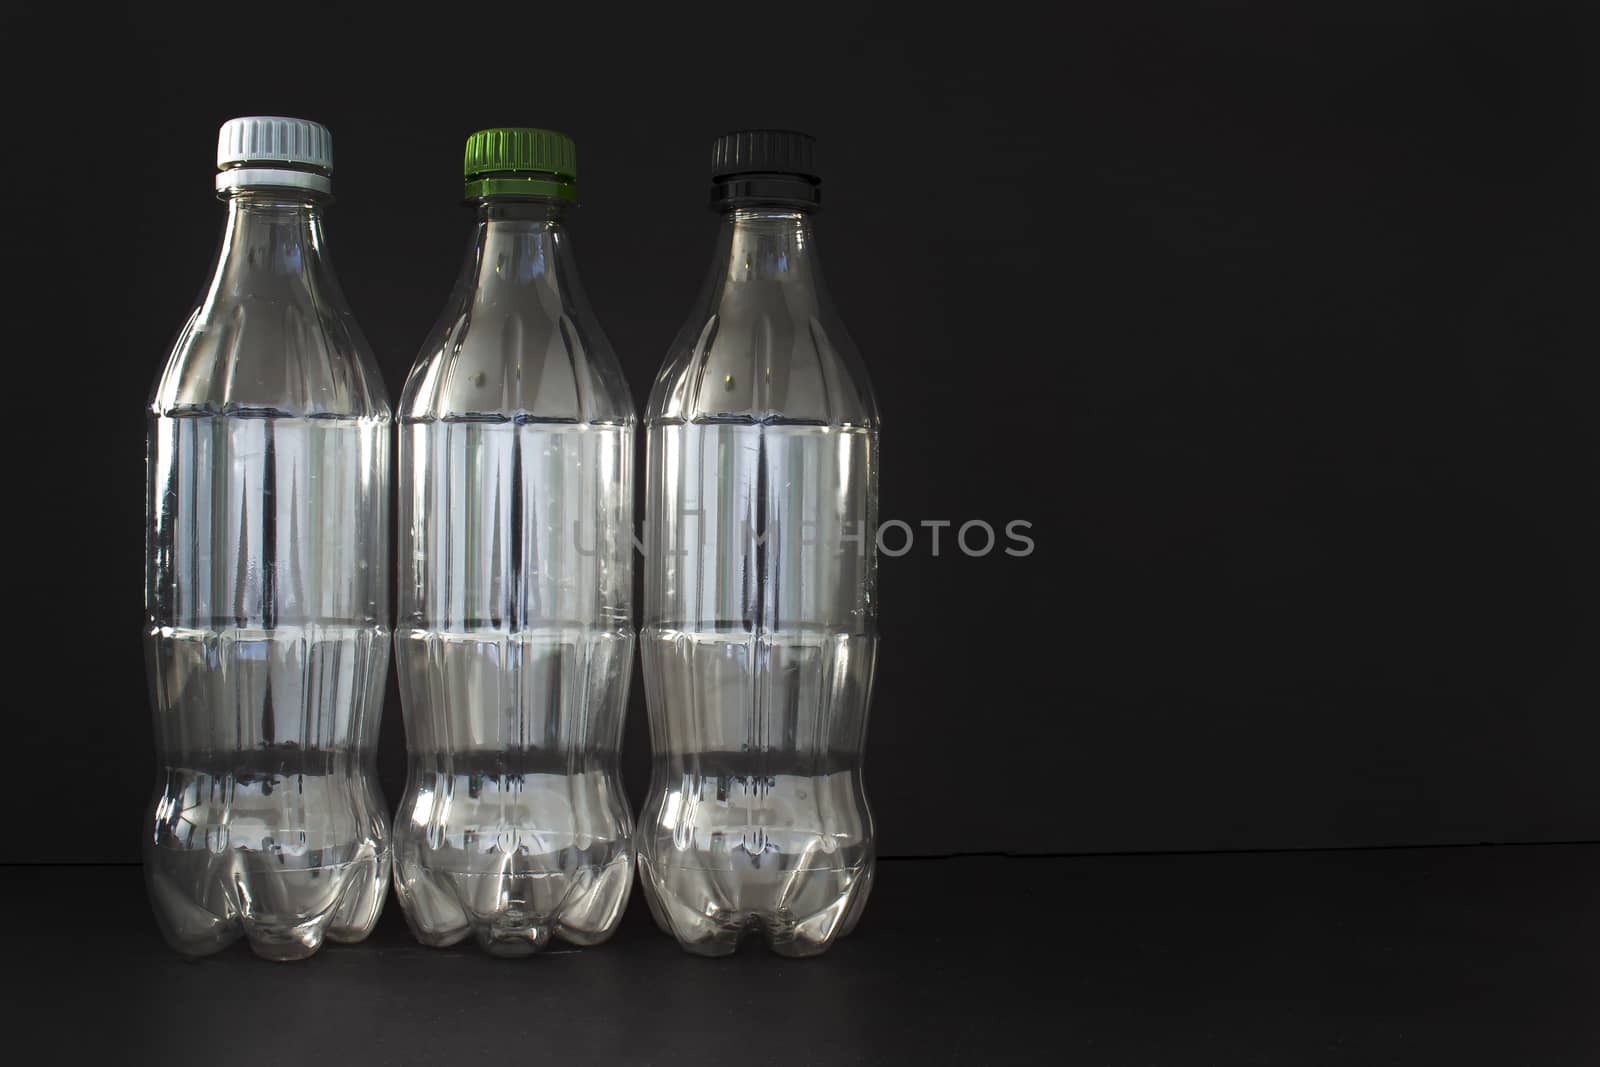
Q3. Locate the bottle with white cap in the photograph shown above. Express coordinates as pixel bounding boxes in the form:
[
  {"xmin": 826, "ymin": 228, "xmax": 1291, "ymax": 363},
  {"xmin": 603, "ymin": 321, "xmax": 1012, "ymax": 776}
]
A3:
[{"xmin": 144, "ymin": 117, "xmax": 392, "ymax": 960}]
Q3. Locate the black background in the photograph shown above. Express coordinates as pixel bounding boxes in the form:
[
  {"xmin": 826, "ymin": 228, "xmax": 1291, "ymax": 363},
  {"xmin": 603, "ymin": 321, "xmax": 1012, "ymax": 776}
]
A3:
[{"xmin": 6, "ymin": 1, "xmax": 1598, "ymax": 865}]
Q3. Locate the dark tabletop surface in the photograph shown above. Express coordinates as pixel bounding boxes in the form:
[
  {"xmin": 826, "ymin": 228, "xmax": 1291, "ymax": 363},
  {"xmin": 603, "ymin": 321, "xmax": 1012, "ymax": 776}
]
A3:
[{"xmin": 8, "ymin": 844, "xmax": 1598, "ymax": 1065}]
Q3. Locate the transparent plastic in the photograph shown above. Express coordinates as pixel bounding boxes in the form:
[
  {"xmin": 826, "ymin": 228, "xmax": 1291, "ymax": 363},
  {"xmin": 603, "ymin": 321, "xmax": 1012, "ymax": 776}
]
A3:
[
  {"xmin": 394, "ymin": 199, "xmax": 636, "ymax": 955},
  {"xmin": 639, "ymin": 207, "xmax": 880, "ymax": 956},
  {"xmin": 145, "ymin": 188, "xmax": 392, "ymax": 961}
]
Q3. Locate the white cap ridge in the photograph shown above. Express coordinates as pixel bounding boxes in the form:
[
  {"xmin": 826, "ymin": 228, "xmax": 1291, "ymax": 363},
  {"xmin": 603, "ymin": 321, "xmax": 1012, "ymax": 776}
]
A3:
[{"xmin": 215, "ymin": 116, "xmax": 333, "ymax": 195}]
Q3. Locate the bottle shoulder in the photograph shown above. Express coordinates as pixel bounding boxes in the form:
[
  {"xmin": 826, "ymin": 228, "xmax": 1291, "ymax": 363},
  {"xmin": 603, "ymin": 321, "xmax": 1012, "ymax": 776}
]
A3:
[
  {"xmin": 150, "ymin": 287, "xmax": 390, "ymax": 420},
  {"xmin": 647, "ymin": 292, "xmax": 878, "ymax": 428},
  {"xmin": 400, "ymin": 282, "xmax": 633, "ymax": 425}
]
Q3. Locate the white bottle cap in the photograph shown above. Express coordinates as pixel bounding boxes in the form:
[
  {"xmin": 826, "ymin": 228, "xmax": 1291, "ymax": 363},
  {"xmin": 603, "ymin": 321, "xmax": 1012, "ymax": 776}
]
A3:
[{"xmin": 215, "ymin": 116, "xmax": 333, "ymax": 195}]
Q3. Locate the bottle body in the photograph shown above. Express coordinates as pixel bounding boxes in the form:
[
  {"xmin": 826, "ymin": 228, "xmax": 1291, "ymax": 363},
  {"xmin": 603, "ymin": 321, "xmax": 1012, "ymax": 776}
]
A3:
[
  {"xmin": 639, "ymin": 208, "xmax": 879, "ymax": 957},
  {"xmin": 145, "ymin": 191, "xmax": 392, "ymax": 961},
  {"xmin": 394, "ymin": 200, "xmax": 635, "ymax": 955}
]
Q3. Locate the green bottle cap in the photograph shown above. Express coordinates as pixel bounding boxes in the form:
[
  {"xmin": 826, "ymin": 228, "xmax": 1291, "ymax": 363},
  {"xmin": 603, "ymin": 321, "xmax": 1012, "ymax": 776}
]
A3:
[{"xmin": 463, "ymin": 127, "xmax": 577, "ymax": 201}]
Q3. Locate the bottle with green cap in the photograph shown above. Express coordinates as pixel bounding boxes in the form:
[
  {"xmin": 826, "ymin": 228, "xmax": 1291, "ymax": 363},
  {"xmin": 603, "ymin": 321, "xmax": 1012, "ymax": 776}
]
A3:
[
  {"xmin": 144, "ymin": 117, "xmax": 392, "ymax": 961},
  {"xmin": 392, "ymin": 127, "xmax": 636, "ymax": 956},
  {"xmin": 638, "ymin": 130, "xmax": 880, "ymax": 956}
]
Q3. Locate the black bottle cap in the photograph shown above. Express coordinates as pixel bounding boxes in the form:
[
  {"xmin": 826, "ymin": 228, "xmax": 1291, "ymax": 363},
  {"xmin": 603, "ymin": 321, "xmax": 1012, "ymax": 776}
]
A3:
[{"xmin": 709, "ymin": 129, "xmax": 821, "ymax": 210}]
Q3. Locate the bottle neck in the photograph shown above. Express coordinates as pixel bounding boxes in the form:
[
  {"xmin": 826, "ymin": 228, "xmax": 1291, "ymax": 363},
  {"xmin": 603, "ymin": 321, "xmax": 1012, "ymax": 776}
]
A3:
[
  {"xmin": 713, "ymin": 208, "xmax": 822, "ymax": 287},
  {"xmin": 464, "ymin": 198, "xmax": 572, "ymax": 291},
  {"xmin": 214, "ymin": 189, "xmax": 330, "ymax": 276}
]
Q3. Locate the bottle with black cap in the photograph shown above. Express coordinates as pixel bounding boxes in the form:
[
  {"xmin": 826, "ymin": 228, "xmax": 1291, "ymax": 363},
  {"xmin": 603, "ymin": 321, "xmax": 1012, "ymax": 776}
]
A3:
[
  {"xmin": 144, "ymin": 117, "xmax": 392, "ymax": 961},
  {"xmin": 639, "ymin": 130, "xmax": 880, "ymax": 957}
]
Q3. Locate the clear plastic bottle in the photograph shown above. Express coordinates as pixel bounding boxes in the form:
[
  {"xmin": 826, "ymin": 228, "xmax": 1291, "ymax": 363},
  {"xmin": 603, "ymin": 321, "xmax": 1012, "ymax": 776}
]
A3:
[
  {"xmin": 393, "ymin": 129, "xmax": 636, "ymax": 956},
  {"xmin": 144, "ymin": 117, "xmax": 392, "ymax": 961},
  {"xmin": 638, "ymin": 131, "xmax": 880, "ymax": 956}
]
